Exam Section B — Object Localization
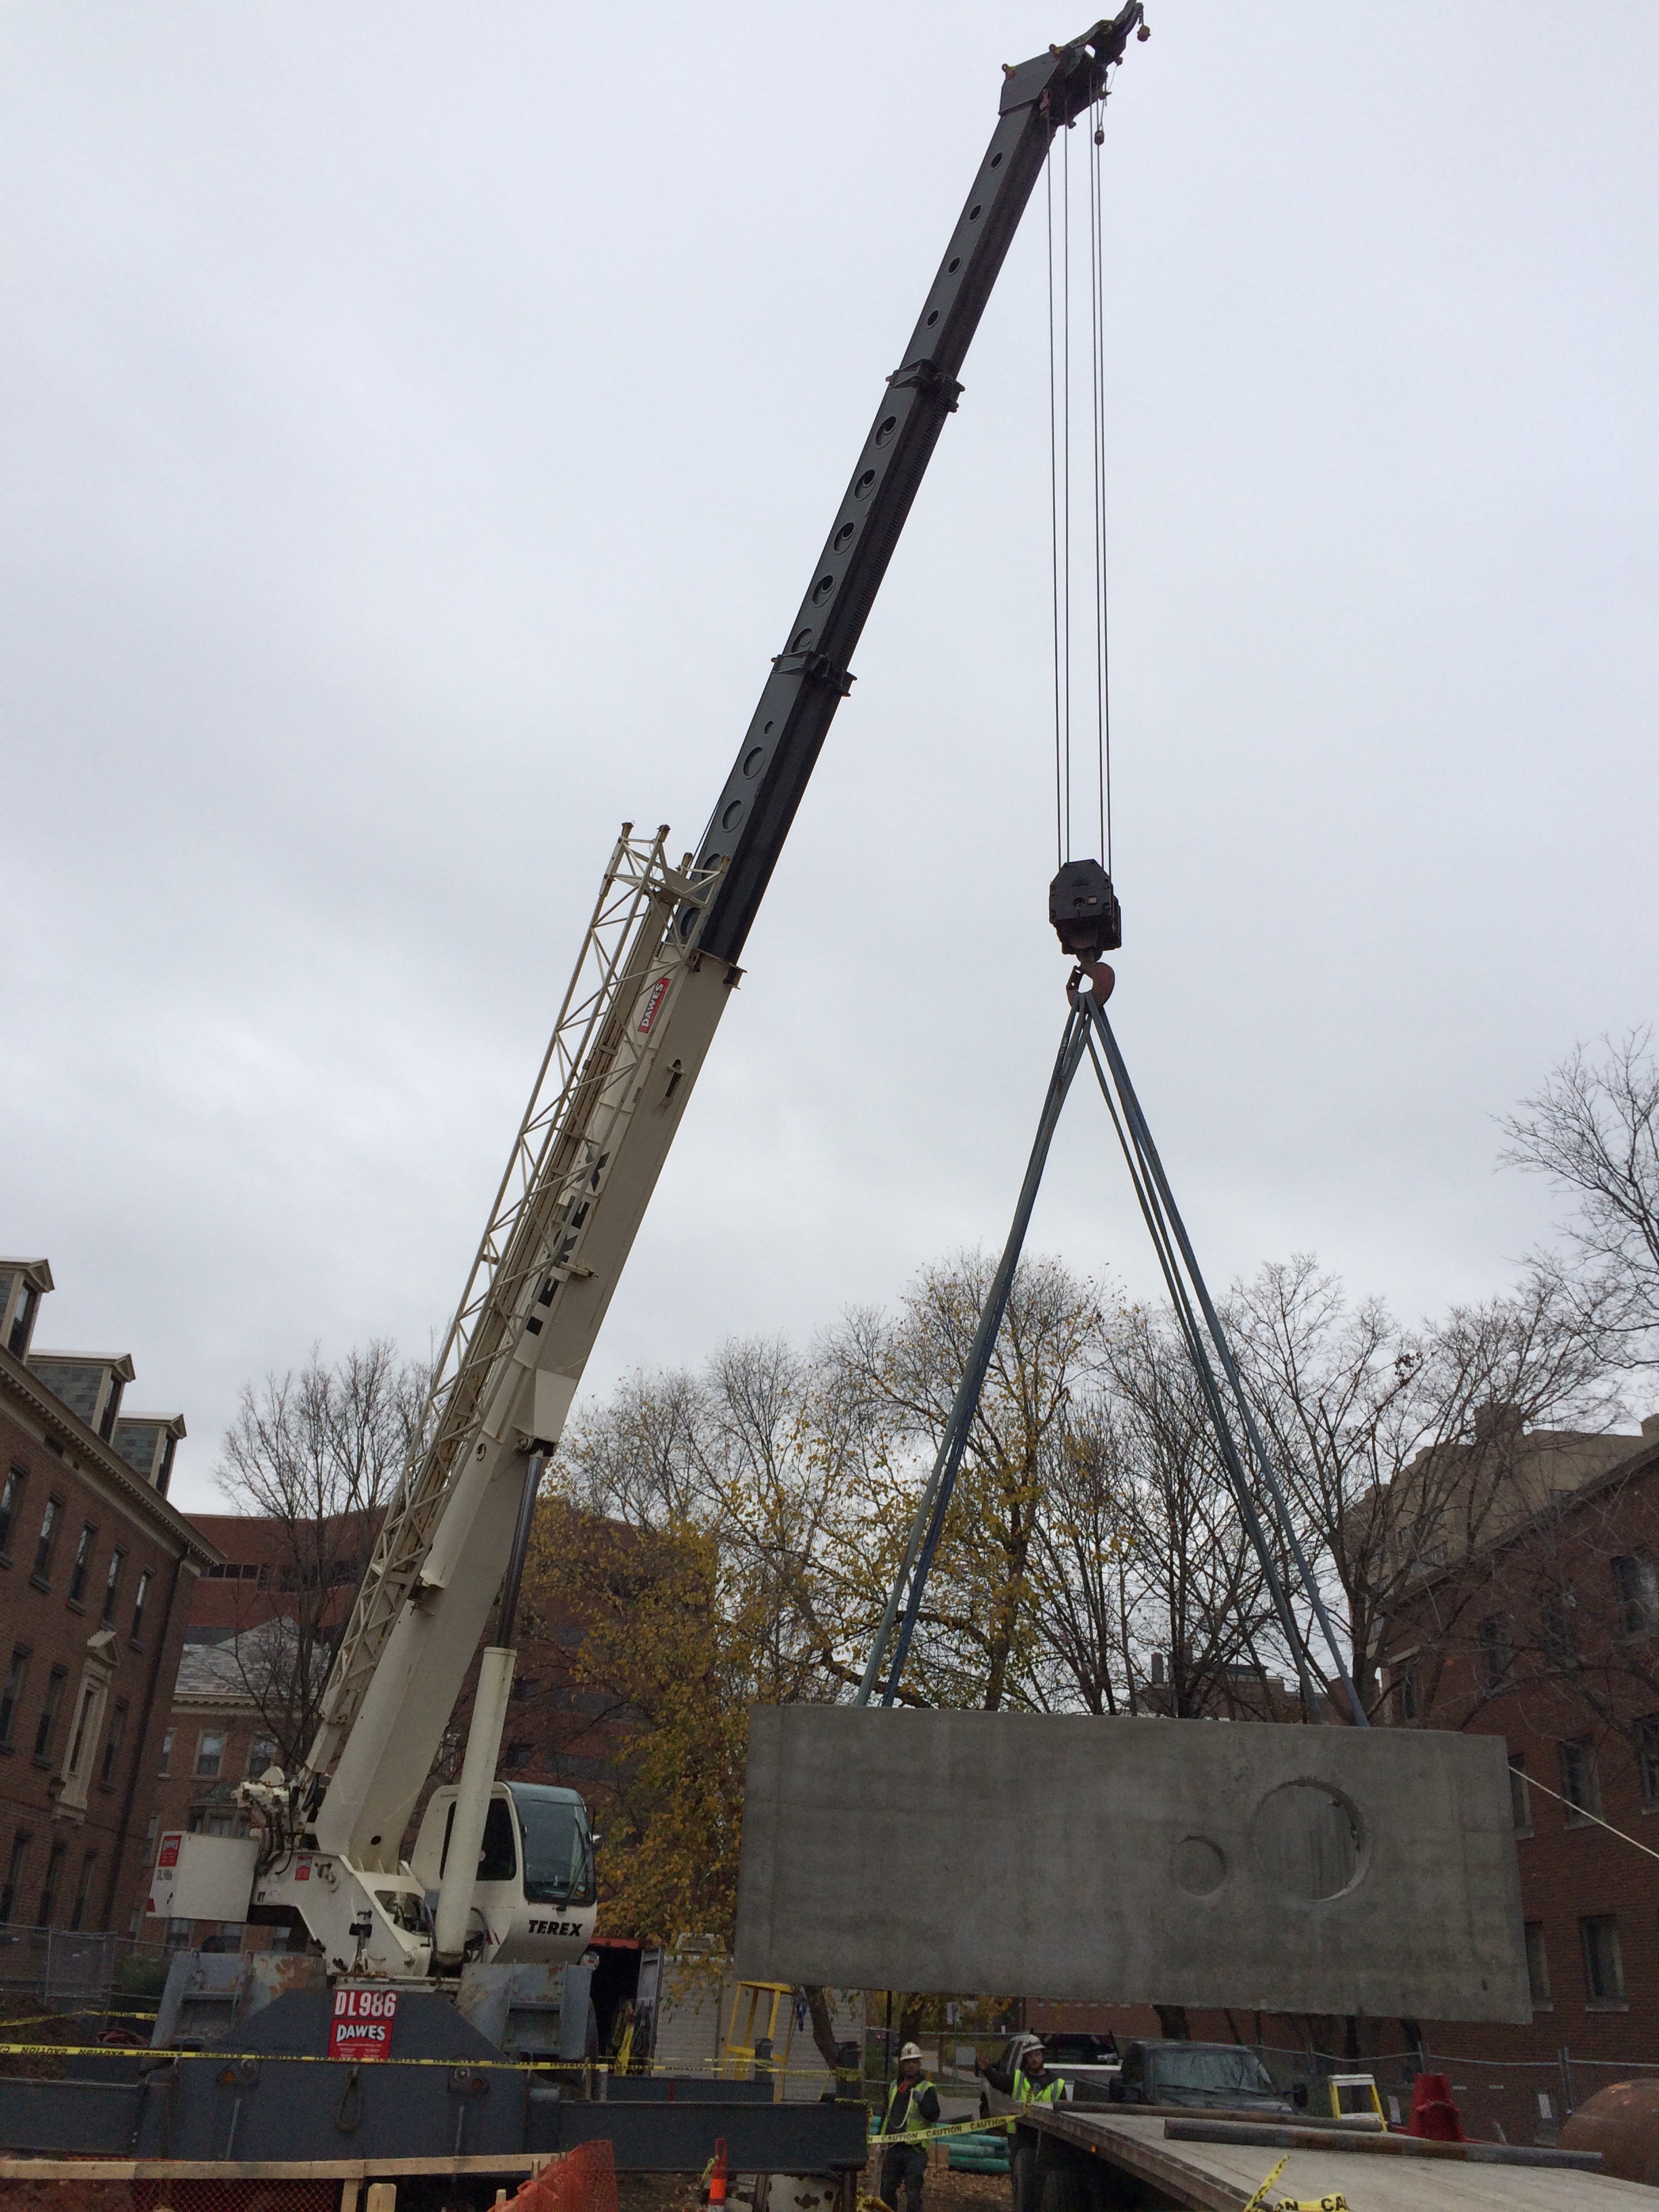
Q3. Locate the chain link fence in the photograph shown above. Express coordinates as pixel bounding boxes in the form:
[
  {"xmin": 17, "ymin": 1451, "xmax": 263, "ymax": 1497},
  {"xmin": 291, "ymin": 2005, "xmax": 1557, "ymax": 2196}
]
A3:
[
  {"xmin": 0, "ymin": 1924, "xmax": 169, "ymax": 2032},
  {"xmin": 1251, "ymin": 2039, "xmax": 1659, "ymax": 2146}
]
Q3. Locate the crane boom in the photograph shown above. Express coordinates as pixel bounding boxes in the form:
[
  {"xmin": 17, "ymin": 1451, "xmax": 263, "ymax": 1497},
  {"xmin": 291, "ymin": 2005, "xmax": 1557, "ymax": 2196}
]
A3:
[{"xmin": 269, "ymin": 7, "xmax": 1145, "ymax": 1975}]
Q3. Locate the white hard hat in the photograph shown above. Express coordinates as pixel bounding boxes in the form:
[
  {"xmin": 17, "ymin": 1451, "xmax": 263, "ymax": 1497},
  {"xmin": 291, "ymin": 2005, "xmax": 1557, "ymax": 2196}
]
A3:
[{"xmin": 898, "ymin": 2043, "xmax": 924, "ymax": 2063}]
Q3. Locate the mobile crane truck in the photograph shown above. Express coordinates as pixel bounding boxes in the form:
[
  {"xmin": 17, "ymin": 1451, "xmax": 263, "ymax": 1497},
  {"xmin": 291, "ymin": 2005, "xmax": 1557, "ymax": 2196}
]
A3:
[{"xmin": 0, "ymin": 7, "xmax": 1145, "ymax": 2178}]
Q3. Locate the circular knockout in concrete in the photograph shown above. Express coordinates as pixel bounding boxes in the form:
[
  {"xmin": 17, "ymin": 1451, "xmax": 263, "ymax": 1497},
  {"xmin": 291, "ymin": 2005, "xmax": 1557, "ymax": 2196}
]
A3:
[
  {"xmin": 1170, "ymin": 1835, "xmax": 1227, "ymax": 1896},
  {"xmin": 1250, "ymin": 1780, "xmax": 1364, "ymax": 1900}
]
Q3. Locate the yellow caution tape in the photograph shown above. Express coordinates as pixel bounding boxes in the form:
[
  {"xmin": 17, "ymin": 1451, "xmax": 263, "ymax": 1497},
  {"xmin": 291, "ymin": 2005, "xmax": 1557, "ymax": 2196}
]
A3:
[
  {"xmin": 869, "ymin": 2114, "xmax": 1014, "ymax": 2147},
  {"xmin": 1241, "ymin": 2158, "xmax": 1288, "ymax": 2212},
  {"xmin": 1241, "ymin": 2164, "xmax": 1347, "ymax": 2212},
  {"xmin": 0, "ymin": 2042, "xmax": 570, "ymax": 2072},
  {"xmin": 0, "ymin": 2041, "xmax": 875, "ymax": 2087}
]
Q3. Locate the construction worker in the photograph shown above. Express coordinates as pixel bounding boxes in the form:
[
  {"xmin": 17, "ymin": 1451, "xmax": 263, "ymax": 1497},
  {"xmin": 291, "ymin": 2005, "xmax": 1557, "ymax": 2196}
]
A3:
[
  {"xmin": 1014, "ymin": 2042, "xmax": 1064, "ymax": 2111},
  {"xmin": 878, "ymin": 2042, "xmax": 941, "ymax": 2212},
  {"xmin": 1008, "ymin": 2043, "xmax": 1063, "ymax": 2212}
]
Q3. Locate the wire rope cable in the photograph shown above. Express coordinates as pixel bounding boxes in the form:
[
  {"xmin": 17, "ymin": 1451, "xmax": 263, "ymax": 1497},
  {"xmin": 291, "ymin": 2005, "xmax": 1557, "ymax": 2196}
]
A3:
[
  {"xmin": 1046, "ymin": 90, "xmax": 1116, "ymax": 880},
  {"xmin": 1046, "ymin": 131, "xmax": 1065, "ymax": 872},
  {"xmin": 1089, "ymin": 88, "xmax": 1114, "ymax": 876}
]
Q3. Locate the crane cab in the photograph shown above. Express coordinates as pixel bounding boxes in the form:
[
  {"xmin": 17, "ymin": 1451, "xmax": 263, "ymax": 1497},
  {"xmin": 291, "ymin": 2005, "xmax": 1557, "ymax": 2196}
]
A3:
[{"xmin": 411, "ymin": 1780, "xmax": 597, "ymax": 1967}]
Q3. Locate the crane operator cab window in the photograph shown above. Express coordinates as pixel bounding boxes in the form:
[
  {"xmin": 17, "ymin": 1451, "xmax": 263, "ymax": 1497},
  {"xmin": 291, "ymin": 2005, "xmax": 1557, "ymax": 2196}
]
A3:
[
  {"xmin": 437, "ymin": 1786, "xmax": 595, "ymax": 1904},
  {"xmin": 514, "ymin": 1785, "xmax": 596, "ymax": 1906}
]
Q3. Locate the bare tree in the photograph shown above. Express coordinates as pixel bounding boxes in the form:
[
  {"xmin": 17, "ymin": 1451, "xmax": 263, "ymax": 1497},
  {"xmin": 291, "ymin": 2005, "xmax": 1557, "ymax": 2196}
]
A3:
[
  {"xmin": 825, "ymin": 1252, "xmax": 1109, "ymax": 1712},
  {"xmin": 1500, "ymin": 1029, "xmax": 1659, "ymax": 1372},
  {"xmin": 1101, "ymin": 1311, "xmax": 1279, "ymax": 1718},
  {"xmin": 213, "ymin": 1339, "xmax": 430, "ymax": 1767},
  {"xmin": 1229, "ymin": 1258, "xmax": 1617, "ymax": 1719}
]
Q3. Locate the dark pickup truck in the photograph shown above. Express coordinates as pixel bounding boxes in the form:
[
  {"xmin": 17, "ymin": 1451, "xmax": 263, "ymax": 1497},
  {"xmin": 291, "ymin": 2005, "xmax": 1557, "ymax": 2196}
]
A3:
[{"xmin": 1107, "ymin": 2040, "xmax": 1295, "ymax": 2114}]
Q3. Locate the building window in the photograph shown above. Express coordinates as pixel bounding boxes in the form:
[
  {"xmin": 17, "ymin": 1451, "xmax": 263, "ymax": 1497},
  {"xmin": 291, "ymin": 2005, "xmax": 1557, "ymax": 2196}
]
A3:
[
  {"xmin": 131, "ymin": 1569, "xmax": 153, "ymax": 1642},
  {"xmin": 37, "ymin": 1840, "xmax": 66, "ymax": 1927},
  {"xmin": 1581, "ymin": 1914, "xmax": 1625, "ymax": 2005},
  {"xmin": 144, "ymin": 1814, "xmax": 159, "ymax": 1856},
  {"xmin": 165, "ymin": 1917, "xmax": 192, "ymax": 1949},
  {"xmin": 1612, "ymin": 1552, "xmax": 1659, "ymax": 1639},
  {"xmin": 1542, "ymin": 1585, "xmax": 1581, "ymax": 1671},
  {"xmin": 1636, "ymin": 1717, "xmax": 1659, "ymax": 1810},
  {"xmin": 66, "ymin": 1682, "xmax": 98, "ymax": 1777},
  {"xmin": 68, "ymin": 1851, "xmax": 98, "ymax": 1932},
  {"xmin": 0, "ymin": 1650, "xmax": 27, "ymax": 1746},
  {"xmin": 1477, "ymin": 1616, "xmax": 1514, "ymax": 1694},
  {"xmin": 67, "ymin": 1524, "xmax": 96, "ymax": 1605},
  {"xmin": 1525, "ymin": 1921, "xmax": 1552, "ymax": 2005},
  {"xmin": 33, "ymin": 1497, "xmax": 62, "ymax": 1584},
  {"xmin": 100, "ymin": 1702, "xmax": 127, "ymax": 1788},
  {"xmin": 503, "ymin": 1742, "xmax": 532, "ymax": 1769},
  {"xmin": 247, "ymin": 1738, "xmax": 276, "ymax": 1780},
  {"xmin": 7, "ymin": 1283, "xmax": 36, "ymax": 1355},
  {"xmin": 194, "ymin": 1731, "xmax": 225, "ymax": 1779},
  {"xmin": 33, "ymin": 1666, "xmax": 67, "ymax": 1761},
  {"xmin": 1509, "ymin": 1752, "xmax": 1532, "ymax": 1834},
  {"xmin": 101, "ymin": 1549, "xmax": 125, "ymax": 1624},
  {"xmin": 0, "ymin": 1467, "xmax": 23, "ymax": 1555},
  {"xmin": 1560, "ymin": 1738, "xmax": 1601, "ymax": 1824},
  {"xmin": 159, "ymin": 1728, "xmax": 174, "ymax": 1776},
  {"xmin": 547, "ymin": 1750, "xmax": 607, "ymax": 1780},
  {"xmin": 1, "ymin": 1831, "xmax": 31, "ymax": 1923}
]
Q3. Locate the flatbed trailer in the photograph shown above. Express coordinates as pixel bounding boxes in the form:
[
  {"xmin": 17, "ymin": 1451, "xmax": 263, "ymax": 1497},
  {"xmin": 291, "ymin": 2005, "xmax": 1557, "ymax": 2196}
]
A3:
[{"xmin": 1022, "ymin": 2102, "xmax": 1647, "ymax": 2212}]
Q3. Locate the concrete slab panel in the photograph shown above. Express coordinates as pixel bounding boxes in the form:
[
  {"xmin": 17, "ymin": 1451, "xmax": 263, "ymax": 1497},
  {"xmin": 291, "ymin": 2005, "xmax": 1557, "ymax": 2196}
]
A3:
[{"xmin": 734, "ymin": 1708, "xmax": 1529, "ymax": 2022}]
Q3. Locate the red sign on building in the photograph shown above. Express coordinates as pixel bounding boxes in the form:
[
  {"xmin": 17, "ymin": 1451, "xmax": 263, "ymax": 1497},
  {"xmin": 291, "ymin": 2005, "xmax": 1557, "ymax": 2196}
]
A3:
[{"xmin": 328, "ymin": 1986, "xmax": 398, "ymax": 2062}]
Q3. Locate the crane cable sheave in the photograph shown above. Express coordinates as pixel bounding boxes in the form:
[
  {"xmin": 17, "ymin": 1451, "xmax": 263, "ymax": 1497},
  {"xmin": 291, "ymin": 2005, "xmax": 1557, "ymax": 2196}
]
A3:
[{"xmin": 302, "ymin": 826, "xmax": 724, "ymax": 1789}]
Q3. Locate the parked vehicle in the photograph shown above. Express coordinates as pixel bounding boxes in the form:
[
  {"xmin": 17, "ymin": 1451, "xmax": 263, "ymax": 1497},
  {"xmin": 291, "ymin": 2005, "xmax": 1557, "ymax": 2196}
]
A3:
[{"xmin": 1106, "ymin": 2041, "xmax": 1293, "ymax": 2112}]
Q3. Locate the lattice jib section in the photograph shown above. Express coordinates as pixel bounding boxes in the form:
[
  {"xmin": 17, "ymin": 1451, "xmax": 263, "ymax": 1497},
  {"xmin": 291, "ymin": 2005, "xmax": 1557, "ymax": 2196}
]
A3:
[{"xmin": 308, "ymin": 828, "xmax": 719, "ymax": 1766}]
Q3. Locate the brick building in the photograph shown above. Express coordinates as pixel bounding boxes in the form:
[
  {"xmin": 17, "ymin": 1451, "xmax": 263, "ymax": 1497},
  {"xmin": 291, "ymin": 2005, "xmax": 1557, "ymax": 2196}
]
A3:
[
  {"xmin": 0, "ymin": 1257, "xmax": 218, "ymax": 1942},
  {"xmin": 1382, "ymin": 1414, "xmax": 1659, "ymax": 2069}
]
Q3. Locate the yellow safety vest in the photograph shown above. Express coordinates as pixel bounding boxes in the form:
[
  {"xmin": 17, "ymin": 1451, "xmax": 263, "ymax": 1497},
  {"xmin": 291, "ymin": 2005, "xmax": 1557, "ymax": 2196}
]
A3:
[
  {"xmin": 883, "ymin": 2076, "xmax": 938, "ymax": 2137},
  {"xmin": 1015, "ymin": 2071, "xmax": 1062, "ymax": 2108}
]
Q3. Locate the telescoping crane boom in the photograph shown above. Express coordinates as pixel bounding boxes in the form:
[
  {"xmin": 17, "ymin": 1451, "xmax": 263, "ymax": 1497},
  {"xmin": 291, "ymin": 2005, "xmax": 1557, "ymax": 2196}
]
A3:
[{"xmin": 237, "ymin": 6, "xmax": 1147, "ymax": 1983}]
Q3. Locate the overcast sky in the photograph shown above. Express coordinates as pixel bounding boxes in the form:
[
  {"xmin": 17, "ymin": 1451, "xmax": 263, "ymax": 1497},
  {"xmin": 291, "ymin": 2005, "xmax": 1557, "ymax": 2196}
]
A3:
[{"xmin": 5, "ymin": 2, "xmax": 1656, "ymax": 1514}]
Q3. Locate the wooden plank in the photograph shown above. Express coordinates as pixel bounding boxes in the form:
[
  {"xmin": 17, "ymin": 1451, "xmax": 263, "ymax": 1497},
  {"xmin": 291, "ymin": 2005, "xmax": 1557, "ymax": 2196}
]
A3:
[
  {"xmin": 1032, "ymin": 2108, "xmax": 1659, "ymax": 2211},
  {"xmin": 0, "ymin": 2154, "xmax": 552, "ymax": 2184}
]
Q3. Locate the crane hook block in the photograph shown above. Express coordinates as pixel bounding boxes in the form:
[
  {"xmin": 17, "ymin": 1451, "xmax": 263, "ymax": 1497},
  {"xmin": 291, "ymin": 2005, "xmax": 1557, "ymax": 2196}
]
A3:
[{"xmin": 1049, "ymin": 859, "xmax": 1122, "ymax": 958}]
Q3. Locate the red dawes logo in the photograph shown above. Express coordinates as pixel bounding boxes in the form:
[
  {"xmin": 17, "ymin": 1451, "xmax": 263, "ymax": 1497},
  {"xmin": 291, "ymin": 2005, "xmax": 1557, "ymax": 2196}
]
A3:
[
  {"xmin": 636, "ymin": 977, "xmax": 671, "ymax": 1033},
  {"xmin": 329, "ymin": 1986, "xmax": 398, "ymax": 2061},
  {"xmin": 157, "ymin": 1836, "xmax": 181, "ymax": 1869}
]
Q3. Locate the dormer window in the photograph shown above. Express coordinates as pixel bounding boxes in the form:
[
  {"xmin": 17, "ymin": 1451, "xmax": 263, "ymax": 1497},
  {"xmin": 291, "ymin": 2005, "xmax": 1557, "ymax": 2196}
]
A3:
[
  {"xmin": 110, "ymin": 1414, "xmax": 186, "ymax": 1491},
  {"xmin": 24, "ymin": 1353, "xmax": 136, "ymax": 1441},
  {"xmin": 0, "ymin": 1261, "xmax": 52, "ymax": 1359},
  {"xmin": 98, "ymin": 1375, "xmax": 123, "ymax": 1439}
]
